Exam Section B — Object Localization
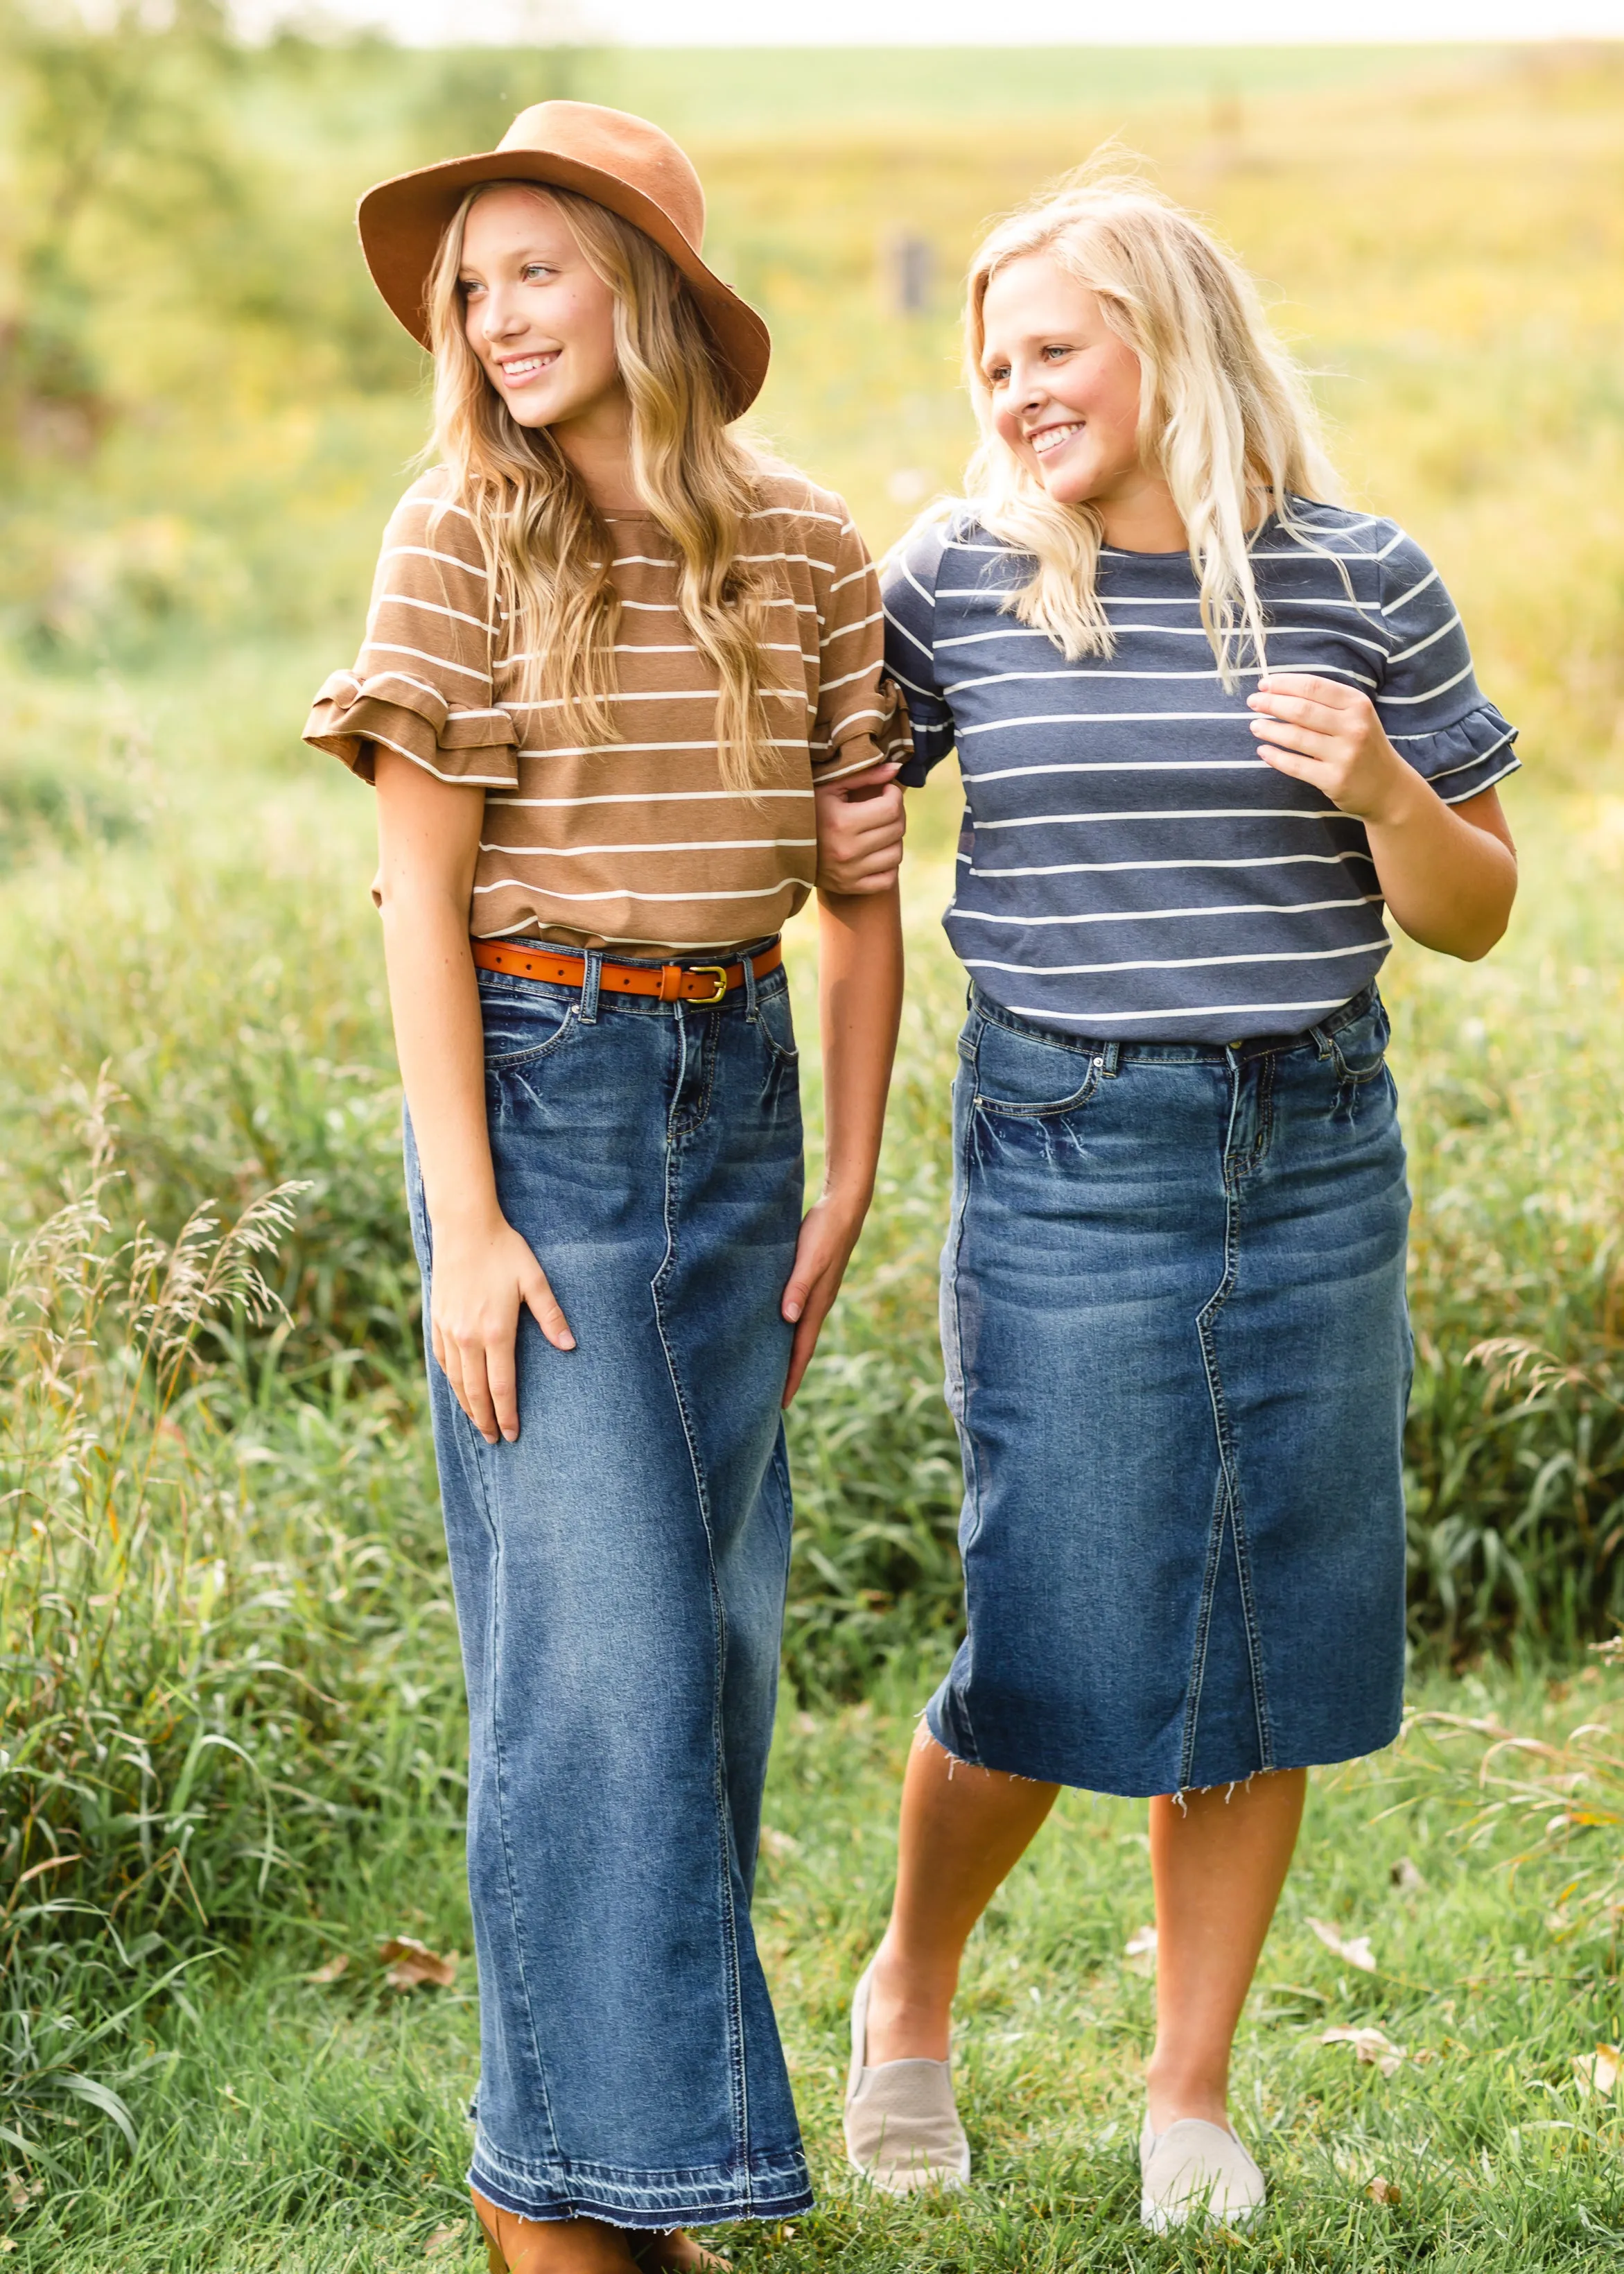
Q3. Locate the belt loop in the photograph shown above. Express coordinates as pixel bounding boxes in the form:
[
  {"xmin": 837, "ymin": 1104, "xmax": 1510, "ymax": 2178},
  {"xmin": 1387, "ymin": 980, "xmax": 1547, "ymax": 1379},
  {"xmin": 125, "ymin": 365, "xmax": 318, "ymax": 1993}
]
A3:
[
  {"xmin": 1101, "ymin": 1041, "xmax": 1119, "ymax": 1077},
  {"xmin": 742, "ymin": 945, "xmax": 761, "ymax": 1019},
  {"xmin": 579, "ymin": 948, "xmax": 602, "ymax": 1025},
  {"xmin": 1307, "ymin": 1020, "xmax": 1332, "ymax": 1060}
]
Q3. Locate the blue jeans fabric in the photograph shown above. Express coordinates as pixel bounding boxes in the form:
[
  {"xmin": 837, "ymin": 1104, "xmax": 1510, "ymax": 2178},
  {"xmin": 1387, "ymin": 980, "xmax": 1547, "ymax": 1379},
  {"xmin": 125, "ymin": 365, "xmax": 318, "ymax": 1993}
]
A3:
[
  {"xmin": 404, "ymin": 952, "xmax": 813, "ymax": 2228},
  {"xmin": 927, "ymin": 982, "xmax": 1412, "ymax": 1798}
]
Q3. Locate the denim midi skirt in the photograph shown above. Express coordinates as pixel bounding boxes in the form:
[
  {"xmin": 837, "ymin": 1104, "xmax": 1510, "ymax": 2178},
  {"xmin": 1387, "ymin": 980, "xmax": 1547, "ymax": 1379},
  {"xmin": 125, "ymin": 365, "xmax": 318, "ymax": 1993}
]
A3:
[
  {"xmin": 405, "ymin": 951, "xmax": 813, "ymax": 2229},
  {"xmin": 927, "ymin": 983, "xmax": 1412, "ymax": 1798}
]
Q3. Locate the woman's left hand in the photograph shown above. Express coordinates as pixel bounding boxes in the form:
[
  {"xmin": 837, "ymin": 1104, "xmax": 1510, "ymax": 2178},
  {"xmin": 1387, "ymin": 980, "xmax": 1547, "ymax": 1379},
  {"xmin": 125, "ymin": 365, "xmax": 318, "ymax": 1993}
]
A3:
[
  {"xmin": 1246, "ymin": 675, "xmax": 1417, "ymax": 825},
  {"xmin": 779, "ymin": 1189, "xmax": 868, "ymax": 1407}
]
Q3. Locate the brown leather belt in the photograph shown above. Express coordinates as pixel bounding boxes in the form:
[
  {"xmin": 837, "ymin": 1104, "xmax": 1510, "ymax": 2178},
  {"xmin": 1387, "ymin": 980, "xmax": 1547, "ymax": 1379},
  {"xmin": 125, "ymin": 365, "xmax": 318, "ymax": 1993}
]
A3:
[{"xmin": 471, "ymin": 937, "xmax": 783, "ymax": 1006}]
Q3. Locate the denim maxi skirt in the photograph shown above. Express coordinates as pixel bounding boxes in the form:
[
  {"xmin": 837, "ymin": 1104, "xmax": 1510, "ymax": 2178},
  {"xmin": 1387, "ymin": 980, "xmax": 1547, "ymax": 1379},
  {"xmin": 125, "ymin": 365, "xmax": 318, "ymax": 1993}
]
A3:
[
  {"xmin": 404, "ymin": 950, "xmax": 814, "ymax": 2229},
  {"xmin": 927, "ymin": 982, "xmax": 1412, "ymax": 1798}
]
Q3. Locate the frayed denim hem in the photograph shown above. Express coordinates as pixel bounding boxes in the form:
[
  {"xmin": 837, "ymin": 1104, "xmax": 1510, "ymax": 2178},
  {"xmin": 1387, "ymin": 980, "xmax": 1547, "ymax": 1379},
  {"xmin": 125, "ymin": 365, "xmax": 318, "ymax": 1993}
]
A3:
[{"xmin": 468, "ymin": 2135, "xmax": 814, "ymax": 2230}]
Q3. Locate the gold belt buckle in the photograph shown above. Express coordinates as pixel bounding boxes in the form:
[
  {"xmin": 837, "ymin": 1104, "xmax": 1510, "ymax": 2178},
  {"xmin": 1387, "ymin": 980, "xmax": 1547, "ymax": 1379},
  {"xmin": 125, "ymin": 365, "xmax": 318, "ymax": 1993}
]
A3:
[{"xmin": 689, "ymin": 964, "xmax": 730, "ymax": 1005}]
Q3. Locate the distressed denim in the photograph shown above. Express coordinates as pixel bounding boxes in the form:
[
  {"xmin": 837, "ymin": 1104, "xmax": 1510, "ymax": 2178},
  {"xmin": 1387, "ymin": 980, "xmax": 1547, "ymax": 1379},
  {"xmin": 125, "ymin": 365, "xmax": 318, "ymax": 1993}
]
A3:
[
  {"xmin": 927, "ymin": 982, "xmax": 1412, "ymax": 1798},
  {"xmin": 405, "ymin": 951, "xmax": 812, "ymax": 2228}
]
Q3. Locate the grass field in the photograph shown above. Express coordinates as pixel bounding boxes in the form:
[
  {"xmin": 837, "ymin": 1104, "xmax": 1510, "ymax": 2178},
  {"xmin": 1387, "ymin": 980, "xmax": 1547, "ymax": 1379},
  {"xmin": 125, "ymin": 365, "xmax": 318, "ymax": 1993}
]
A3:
[{"xmin": 6, "ymin": 30, "xmax": 1624, "ymax": 2268}]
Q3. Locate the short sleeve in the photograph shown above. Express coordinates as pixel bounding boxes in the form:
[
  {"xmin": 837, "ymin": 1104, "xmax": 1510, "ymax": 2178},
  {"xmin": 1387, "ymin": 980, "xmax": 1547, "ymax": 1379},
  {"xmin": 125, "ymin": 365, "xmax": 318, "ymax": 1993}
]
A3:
[
  {"xmin": 302, "ymin": 478, "xmax": 519, "ymax": 790},
  {"xmin": 809, "ymin": 508, "xmax": 911, "ymax": 782},
  {"xmin": 882, "ymin": 516, "xmax": 954, "ymax": 786},
  {"xmin": 1375, "ymin": 528, "xmax": 1518, "ymax": 806}
]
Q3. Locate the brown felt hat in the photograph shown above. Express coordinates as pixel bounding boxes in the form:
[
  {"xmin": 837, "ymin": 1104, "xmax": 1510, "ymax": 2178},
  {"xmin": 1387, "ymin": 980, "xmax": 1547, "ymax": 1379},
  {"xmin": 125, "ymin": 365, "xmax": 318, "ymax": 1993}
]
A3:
[{"xmin": 356, "ymin": 101, "xmax": 771, "ymax": 418}]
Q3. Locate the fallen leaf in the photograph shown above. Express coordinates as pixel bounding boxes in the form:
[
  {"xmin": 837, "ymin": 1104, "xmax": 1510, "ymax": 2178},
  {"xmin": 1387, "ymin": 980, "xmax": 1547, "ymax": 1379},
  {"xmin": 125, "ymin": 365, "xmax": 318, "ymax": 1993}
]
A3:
[
  {"xmin": 379, "ymin": 1936, "xmax": 458, "ymax": 1990},
  {"xmin": 0, "ymin": 2237, "xmax": 17, "ymax": 2255},
  {"xmin": 1368, "ymin": 2176, "xmax": 1402, "ymax": 2206},
  {"xmin": 1390, "ymin": 1856, "xmax": 1426, "ymax": 1893},
  {"xmin": 1124, "ymin": 1925, "xmax": 1158, "ymax": 1977},
  {"xmin": 758, "ymin": 1826, "xmax": 801, "ymax": 1860},
  {"xmin": 304, "ymin": 1953, "xmax": 349, "ymax": 1984},
  {"xmin": 424, "ymin": 2225, "xmax": 464, "ymax": 2257},
  {"xmin": 1307, "ymin": 1916, "xmax": 1377, "ymax": 1972},
  {"xmin": 6, "ymin": 2178, "xmax": 42, "ymax": 2214},
  {"xmin": 1322, "ymin": 2025, "xmax": 1406, "ymax": 2078},
  {"xmin": 1573, "ymin": 2044, "xmax": 1622, "ymax": 2094}
]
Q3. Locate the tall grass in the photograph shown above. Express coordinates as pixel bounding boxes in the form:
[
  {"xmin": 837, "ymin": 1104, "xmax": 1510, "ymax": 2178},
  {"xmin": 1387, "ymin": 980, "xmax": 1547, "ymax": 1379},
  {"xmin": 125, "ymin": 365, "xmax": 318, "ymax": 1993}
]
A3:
[{"xmin": 3, "ymin": 27, "xmax": 1624, "ymax": 2205}]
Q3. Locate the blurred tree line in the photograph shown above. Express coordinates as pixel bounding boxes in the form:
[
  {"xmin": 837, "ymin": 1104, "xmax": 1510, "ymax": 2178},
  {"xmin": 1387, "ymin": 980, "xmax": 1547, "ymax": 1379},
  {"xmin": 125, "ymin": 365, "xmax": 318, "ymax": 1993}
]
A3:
[{"xmin": 0, "ymin": 2, "xmax": 591, "ymax": 654}]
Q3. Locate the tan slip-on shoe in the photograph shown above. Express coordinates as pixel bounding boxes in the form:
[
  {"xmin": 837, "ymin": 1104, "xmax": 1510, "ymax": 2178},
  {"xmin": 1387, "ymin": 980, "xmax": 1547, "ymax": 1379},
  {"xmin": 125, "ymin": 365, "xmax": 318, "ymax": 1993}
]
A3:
[
  {"xmin": 1139, "ymin": 2113, "xmax": 1266, "ymax": 2232},
  {"xmin": 842, "ymin": 1961, "xmax": 970, "ymax": 2194}
]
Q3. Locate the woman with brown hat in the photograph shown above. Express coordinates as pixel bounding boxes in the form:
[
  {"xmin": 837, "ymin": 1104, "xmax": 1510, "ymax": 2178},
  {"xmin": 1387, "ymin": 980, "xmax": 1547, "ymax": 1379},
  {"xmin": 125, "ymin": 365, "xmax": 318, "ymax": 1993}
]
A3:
[{"xmin": 305, "ymin": 102, "xmax": 907, "ymax": 2274}]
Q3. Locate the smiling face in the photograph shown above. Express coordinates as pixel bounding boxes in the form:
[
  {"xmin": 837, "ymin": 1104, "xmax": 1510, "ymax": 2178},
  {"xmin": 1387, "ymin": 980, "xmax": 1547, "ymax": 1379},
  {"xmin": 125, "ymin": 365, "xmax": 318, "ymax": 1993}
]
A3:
[
  {"xmin": 459, "ymin": 185, "xmax": 627, "ymax": 444},
  {"xmin": 979, "ymin": 251, "xmax": 1176, "ymax": 538}
]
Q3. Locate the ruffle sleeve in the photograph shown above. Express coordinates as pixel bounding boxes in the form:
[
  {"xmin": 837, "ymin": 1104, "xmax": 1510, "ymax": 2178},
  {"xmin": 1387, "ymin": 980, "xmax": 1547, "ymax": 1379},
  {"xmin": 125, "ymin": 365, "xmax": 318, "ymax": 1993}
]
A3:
[
  {"xmin": 1386, "ymin": 697, "xmax": 1519, "ymax": 806},
  {"xmin": 302, "ymin": 474, "xmax": 519, "ymax": 791},
  {"xmin": 302, "ymin": 668, "xmax": 519, "ymax": 789}
]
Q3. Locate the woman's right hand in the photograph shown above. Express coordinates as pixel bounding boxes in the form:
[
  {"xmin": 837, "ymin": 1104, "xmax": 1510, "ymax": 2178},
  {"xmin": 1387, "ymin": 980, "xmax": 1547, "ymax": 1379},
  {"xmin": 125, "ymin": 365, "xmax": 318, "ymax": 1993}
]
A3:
[{"xmin": 429, "ymin": 1211, "xmax": 575, "ymax": 1445}]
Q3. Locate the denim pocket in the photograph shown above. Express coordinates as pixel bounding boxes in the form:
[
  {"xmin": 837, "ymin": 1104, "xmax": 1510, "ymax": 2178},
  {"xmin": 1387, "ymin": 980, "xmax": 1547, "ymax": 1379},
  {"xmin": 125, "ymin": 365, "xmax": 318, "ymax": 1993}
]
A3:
[
  {"xmin": 972, "ymin": 1013, "xmax": 1101, "ymax": 1118},
  {"xmin": 480, "ymin": 984, "xmax": 579, "ymax": 1068},
  {"xmin": 1326, "ymin": 998, "xmax": 1390, "ymax": 1087},
  {"xmin": 752, "ymin": 982, "xmax": 798, "ymax": 1065}
]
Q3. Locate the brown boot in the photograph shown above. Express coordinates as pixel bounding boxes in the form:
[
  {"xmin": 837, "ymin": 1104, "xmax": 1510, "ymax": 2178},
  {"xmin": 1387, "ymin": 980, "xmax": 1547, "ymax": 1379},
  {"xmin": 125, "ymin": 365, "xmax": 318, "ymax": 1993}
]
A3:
[
  {"xmin": 472, "ymin": 2190, "xmax": 637, "ymax": 2274},
  {"xmin": 629, "ymin": 2235, "xmax": 731, "ymax": 2272}
]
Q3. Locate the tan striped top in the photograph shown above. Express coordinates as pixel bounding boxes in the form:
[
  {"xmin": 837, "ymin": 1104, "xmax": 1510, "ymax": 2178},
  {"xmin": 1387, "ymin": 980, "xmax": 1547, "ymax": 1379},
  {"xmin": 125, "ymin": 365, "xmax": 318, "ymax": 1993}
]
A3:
[{"xmin": 304, "ymin": 464, "xmax": 909, "ymax": 954}]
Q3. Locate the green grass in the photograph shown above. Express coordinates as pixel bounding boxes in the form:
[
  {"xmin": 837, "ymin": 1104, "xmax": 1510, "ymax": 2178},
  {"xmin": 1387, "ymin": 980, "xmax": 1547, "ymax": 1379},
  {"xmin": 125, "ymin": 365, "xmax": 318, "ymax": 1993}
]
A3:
[
  {"xmin": 7, "ymin": 28, "xmax": 1624, "ymax": 2267},
  {"xmin": 17, "ymin": 1658, "xmax": 1624, "ymax": 2271}
]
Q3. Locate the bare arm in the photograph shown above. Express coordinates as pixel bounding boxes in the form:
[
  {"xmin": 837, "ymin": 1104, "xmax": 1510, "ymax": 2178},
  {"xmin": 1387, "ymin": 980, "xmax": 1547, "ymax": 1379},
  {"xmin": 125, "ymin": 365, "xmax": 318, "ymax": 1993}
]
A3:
[
  {"xmin": 780, "ymin": 885, "xmax": 904, "ymax": 1406},
  {"xmin": 374, "ymin": 749, "xmax": 573, "ymax": 1446},
  {"xmin": 1248, "ymin": 674, "xmax": 1517, "ymax": 960}
]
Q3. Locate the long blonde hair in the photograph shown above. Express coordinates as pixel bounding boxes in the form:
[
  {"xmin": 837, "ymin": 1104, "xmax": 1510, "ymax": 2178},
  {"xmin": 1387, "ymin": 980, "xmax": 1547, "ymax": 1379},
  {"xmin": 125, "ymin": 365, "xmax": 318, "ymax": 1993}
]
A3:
[
  {"xmin": 424, "ymin": 183, "xmax": 772, "ymax": 791},
  {"xmin": 963, "ymin": 170, "xmax": 1343, "ymax": 686}
]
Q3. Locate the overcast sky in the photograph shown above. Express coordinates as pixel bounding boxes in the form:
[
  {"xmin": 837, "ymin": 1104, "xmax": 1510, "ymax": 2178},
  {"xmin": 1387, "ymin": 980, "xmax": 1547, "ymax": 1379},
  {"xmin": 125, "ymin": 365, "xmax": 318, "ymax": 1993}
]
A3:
[{"xmin": 341, "ymin": 0, "xmax": 1624, "ymax": 44}]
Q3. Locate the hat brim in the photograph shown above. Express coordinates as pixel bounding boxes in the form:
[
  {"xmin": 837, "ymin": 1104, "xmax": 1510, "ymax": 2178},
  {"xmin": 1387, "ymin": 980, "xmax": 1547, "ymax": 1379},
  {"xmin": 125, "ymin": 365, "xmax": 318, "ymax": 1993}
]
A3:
[{"xmin": 357, "ymin": 149, "xmax": 770, "ymax": 420}]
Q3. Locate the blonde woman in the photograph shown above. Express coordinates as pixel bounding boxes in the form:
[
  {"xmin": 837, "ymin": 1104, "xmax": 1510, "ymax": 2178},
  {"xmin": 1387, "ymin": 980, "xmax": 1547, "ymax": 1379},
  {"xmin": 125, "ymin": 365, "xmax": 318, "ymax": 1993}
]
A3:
[
  {"xmin": 304, "ymin": 103, "xmax": 905, "ymax": 2274},
  {"xmin": 849, "ymin": 175, "xmax": 1519, "ymax": 2227}
]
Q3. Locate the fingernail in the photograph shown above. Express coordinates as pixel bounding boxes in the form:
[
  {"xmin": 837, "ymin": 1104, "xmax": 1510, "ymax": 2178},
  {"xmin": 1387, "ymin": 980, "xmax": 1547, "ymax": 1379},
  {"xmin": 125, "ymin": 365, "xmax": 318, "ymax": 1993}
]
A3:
[
  {"xmin": 784, "ymin": 1301, "xmax": 802, "ymax": 1322},
  {"xmin": 559, "ymin": 1334, "xmax": 576, "ymax": 1351}
]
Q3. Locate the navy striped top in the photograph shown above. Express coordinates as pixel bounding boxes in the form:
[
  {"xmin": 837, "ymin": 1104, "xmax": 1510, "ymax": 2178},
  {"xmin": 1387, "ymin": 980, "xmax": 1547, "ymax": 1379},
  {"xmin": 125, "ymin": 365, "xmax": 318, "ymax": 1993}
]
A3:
[{"xmin": 884, "ymin": 500, "xmax": 1518, "ymax": 1041}]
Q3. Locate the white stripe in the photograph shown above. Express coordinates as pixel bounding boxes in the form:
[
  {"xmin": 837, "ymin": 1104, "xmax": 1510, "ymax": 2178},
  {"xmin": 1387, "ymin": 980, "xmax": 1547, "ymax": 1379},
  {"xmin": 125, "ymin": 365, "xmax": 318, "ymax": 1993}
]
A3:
[
  {"xmin": 1413, "ymin": 729, "xmax": 1516, "ymax": 780},
  {"xmin": 353, "ymin": 732, "xmax": 512, "ymax": 788},
  {"xmin": 956, "ymin": 939, "xmax": 1380, "ymax": 973},
  {"xmin": 371, "ymin": 592, "xmax": 494, "ymax": 634},
  {"xmin": 513, "ymin": 738, "xmax": 805, "ymax": 759},
  {"xmin": 478, "ymin": 921, "xmax": 785, "ymax": 950},
  {"xmin": 971, "ymin": 805, "xmax": 1350, "ymax": 829},
  {"xmin": 746, "ymin": 503, "xmax": 845, "ymax": 527},
  {"xmin": 959, "ymin": 711, "xmax": 1249, "ymax": 738},
  {"xmin": 965, "ymin": 760, "xmax": 1271, "ymax": 783},
  {"xmin": 380, "ymin": 544, "xmax": 484, "ymax": 576},
  {"xmin": 488, "ymin": 788, "xmax": 811, "ymax": 808},
  {"xmin": 824, "ymin": 607, "xmax": 884, "ymax": 641},
  {"xmin": 471, "ymin": 878, "xmax": 807, "ymax": 905},
  {"xmin": 951, "ymin": 895, "xmax": 1381, "ymax": 929},
  {"xmin": 829, "ymin": 564, "xmax": 871, "ymax": 596},
  {"xmin": 739, "ymin": 551, "xmax": 837, "ymax": 572},
  {"xmin": 361, "ymin": 641, "xmax": 490, "ymax": 684},
  {"xmin": 933, "ymin": 620, "xmax": 1390, "ymax": 657},
  {"xmin": 1381, "ymin": 565, "xmax": 1440, "ymax": 616},
  {"xmin": 981, "ymin": 993, "xmax": 1357, "ymax": 1023},
  {"xmin": 882, "ymin": 604, "xmax": 935, "ymax": 664},
  {"xmin": 478, "ymin": 837, "xmax": 816, "ymax": 858},
  {"xmin": 1440, "ymin": 754, "xmax": 1520, "ymax": 805},
  {"xmin": 501, "ymin": 688, "xmax": 806, "ymax": 713},
  {"xmin": 969, "ymin": 852, "xmax": 1372, "ymax": 878},
  {"xmin": 1378, "ymin": 661, "xmax": 1474, "ymax": 706},
  {"xmin": 1386, "ymin": 612, "xmax": 1460, "ymax": 666}
]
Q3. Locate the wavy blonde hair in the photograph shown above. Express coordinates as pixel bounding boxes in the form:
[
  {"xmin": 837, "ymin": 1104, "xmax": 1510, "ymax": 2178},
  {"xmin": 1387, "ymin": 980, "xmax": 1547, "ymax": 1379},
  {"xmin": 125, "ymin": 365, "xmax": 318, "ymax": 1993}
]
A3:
[
  {"xmin": 963, "ymin": 170, "xmax": 1343, "ymax": 686},
  {"xmin": 424, "ymin": 183, "xmax": 772, "ymax": 792}
]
